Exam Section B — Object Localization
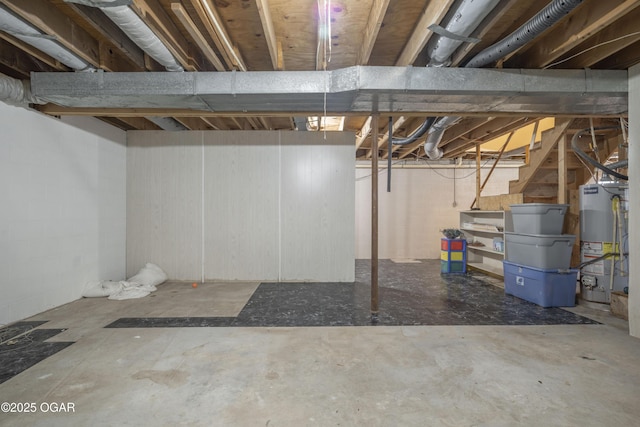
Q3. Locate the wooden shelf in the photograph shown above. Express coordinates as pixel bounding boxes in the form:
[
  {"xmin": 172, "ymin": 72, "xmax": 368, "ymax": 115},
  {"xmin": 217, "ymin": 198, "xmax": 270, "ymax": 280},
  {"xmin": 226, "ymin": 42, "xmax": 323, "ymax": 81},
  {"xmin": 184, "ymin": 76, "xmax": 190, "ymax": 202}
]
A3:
[
  {"xmin": 467, "ymin": 245, "xmax": 504, "ymax": 256},
  {"xmin": 460, "ymin": 210, "xmax": 512, "ymax": 278}
]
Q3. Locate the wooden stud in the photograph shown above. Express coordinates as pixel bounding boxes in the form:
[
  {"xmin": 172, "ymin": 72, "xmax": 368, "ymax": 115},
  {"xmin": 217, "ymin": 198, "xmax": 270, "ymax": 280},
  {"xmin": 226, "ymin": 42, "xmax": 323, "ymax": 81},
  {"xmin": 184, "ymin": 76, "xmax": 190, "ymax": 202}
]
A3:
[{"xmin": 558, "ymin": 134, "xmax": 568, "ymax": 204}]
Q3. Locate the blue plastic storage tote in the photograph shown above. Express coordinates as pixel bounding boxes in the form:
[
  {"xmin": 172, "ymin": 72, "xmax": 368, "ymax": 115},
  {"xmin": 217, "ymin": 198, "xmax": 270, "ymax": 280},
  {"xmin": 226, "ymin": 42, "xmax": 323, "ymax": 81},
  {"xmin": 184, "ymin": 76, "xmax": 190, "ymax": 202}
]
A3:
[{"xmin": 503, "ymin": 260, "xmax": 578, "ymax": 308}]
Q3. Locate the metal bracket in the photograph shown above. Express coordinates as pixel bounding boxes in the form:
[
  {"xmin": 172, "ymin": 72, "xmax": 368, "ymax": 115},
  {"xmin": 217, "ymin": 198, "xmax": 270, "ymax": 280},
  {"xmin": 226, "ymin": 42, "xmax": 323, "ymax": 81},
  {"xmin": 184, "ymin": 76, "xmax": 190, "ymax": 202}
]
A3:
[{"xmin": 428, "ymin": 24, "xmax": 480, "ymax": 44}]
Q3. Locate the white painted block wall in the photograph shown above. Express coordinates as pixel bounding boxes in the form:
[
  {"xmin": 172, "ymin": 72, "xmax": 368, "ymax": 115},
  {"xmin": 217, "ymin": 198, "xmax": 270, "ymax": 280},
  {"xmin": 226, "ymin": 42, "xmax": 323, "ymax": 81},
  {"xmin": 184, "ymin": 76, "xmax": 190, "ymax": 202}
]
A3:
[
  {"xmin": 0, "ymin": 103, "xmax": 126, "ymax": 326},
  {"xmin": 355, "ymin": 166, "xmax": 519, "ymax": 259},
  {"xmin": 127, "ymin": 131, "xmax": 355, "ymax": 282}
]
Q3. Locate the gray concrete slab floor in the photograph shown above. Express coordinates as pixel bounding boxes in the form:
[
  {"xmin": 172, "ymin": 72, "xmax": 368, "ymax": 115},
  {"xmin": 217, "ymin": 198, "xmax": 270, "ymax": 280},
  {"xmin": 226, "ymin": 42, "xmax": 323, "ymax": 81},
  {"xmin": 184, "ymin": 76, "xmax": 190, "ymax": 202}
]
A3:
[{"xmin": 0, "ymin": 280, "xmax": 639, "ymax": 426}]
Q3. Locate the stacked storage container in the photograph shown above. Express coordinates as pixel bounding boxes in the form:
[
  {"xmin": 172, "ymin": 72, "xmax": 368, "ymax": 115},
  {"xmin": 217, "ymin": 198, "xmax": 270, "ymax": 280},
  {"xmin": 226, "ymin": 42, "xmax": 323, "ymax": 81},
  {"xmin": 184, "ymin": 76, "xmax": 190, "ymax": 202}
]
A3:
[{"xmin": 503, "ymin": 204, "xmax": 578, "ymax": 307}]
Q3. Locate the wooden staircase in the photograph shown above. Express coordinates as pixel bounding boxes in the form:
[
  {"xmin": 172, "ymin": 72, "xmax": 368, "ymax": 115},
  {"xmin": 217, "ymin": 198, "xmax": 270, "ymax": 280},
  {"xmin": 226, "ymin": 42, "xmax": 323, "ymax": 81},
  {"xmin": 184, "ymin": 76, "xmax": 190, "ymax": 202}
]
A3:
[
  {"xmin": 509, "ymin": 118, "xmax": 623, "ymax": 204},
  {"xmin": 507, "ymin": 118, "xmax": 625, "ymax": 266}
]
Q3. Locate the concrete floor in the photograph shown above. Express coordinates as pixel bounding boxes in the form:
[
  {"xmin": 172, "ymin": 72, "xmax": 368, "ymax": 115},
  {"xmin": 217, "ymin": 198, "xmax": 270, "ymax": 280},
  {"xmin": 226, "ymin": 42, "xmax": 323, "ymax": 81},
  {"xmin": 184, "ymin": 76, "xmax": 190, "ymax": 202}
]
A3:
[{"xmin": 1, "ymin": 274, "xmax": 640, "ymax": 426}]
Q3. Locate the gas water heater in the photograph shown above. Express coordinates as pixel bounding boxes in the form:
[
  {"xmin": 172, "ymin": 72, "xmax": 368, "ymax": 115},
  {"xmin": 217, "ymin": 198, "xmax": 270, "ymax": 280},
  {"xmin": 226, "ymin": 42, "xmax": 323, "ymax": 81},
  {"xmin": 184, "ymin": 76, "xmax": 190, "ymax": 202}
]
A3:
[{"xmin": 579, "ymin": 183, "xmax": 629, "ymax": 304}]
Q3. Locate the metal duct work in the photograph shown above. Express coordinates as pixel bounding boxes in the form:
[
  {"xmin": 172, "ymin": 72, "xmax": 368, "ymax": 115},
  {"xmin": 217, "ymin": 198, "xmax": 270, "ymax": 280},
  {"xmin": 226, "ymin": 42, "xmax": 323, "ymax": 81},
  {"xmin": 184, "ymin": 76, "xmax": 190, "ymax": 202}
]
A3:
[
  {"xmin": 392, "ymin": 116, "xmax": 435, "ymax": 145},
  {"xmin": 89, "ymin": 0, "xmax": 184, "ymax": 72},
  {"xmin": 424, "ymin": 116, "xmax": 460, "ymax": 159},
  {"xmin": 427, "ymin": 0, "xmax": 500, "ymax": 67},
  {"xmin": 145, "ymin": 116, "xmax": 188, "ymax": 131},
  {"xmin": 465, "ymin": 0, "xmax": 584, "ymax": 68},
  {"xmin": 0, "ymin": 5, "xmax": 91, "ymax": 71},
  {"xmin": 423, "ymin": 0, "xmax": 585, "ymax": 159},
  {"xmin": 0, "ymin": 73, "xmax": 43, "ymax": 105},
  {"xmin": 407, "ymin": 0, "xmax": 500, "ymax": 152}
]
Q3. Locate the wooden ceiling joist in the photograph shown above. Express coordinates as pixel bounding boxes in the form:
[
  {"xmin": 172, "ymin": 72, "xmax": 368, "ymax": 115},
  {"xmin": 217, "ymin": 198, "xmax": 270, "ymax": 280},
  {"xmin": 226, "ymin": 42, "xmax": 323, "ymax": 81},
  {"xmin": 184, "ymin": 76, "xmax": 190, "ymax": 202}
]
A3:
[
  {"xmin": 550, "ymin": 5, "xmax": 640, "ymax": 69},
  {"xmin": 395, "ymin": 0, "xmax": 455, "ymax": 66},
  {"xmin": 509, "ymin": 0, "xmax": 640, "ymax": 68},
  {"xmin": 358, "ymin": 0, "xmax": 391, "ymax": 65},
  {"xmin": 256, "ymin": 0, "xmax": 278, "ymax": 71},
  {"xmin": 186, "ymin": 0, "xmax": 246, "ymax": 71},
  {"xmin": 171, "ymin": 2, "xmax": 225, "ymax": 71}
]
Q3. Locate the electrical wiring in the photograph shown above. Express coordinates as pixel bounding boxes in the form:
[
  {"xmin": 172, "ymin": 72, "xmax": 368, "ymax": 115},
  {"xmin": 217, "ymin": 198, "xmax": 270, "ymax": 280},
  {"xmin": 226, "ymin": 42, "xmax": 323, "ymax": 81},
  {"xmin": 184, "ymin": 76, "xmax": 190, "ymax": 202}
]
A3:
[{"xmin": 544, "ymin": 31, "xmax": 640, "ymax": 69}]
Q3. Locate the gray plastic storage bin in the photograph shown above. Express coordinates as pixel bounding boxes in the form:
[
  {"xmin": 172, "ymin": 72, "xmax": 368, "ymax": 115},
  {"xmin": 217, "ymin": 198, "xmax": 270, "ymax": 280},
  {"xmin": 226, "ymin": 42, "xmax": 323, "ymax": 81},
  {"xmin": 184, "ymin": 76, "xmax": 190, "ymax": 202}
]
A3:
[
  {"xmin": 510, "ymin": 203, "xmax": 569, "ymax": 234},
  {"xmin": 505, "ymin": 232, "xmax": 576, "ymax": 269}
]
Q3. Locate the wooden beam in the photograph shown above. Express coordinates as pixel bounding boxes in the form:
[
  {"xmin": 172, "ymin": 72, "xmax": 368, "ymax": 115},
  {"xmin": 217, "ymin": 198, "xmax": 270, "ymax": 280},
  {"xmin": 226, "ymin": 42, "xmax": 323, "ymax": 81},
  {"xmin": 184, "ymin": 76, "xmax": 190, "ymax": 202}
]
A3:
[
  {"xmin": 0, "ymin": 38, "xmax": 58, "ymax": 77},
  {"xmin": 595, "ymin": 38, "xmax": 640, "ymax": 69},
  {"xmin": 171, "ymin": 3, "xmax": 225, "ymax": 71},
  {"xmin": 276, "ymin": 39, "xmax": 285, "ymax": 71},
  {"xmin": 131, "ymin": 0, "xmax": 204, "ymax": 71},
  {"xmin": 0, "ymin": 0, "xmax": 100, "ymax": 67},
  {"xmin": 470, "ymin": 132, "xmax": 513, "ymax": 209},
  {"xmin": 510, "ymin": 118, "xmax": 573, "ymax": 194},
  {"xmin": 187, "ymin": 0, "xmax": 246, "ymax": 71},
  {"xmin": 512, "ymin": 0, "xmax": 640, "ymax": 68},
  {"xmin": 551, "ymin": 6, "xmax": 640, "ymax": 68},
  {"xmin": 444, "ymin": 118, "xmax": 538, "ymax": 158},
  {"xmin": 111, "ymin": 116, "xmax": 162, "ymax": 131},
  {"xmin": 558, "ymin": 134, "xmax": 568, "ymax": 203},
  {"xmin": 256, "ymin": 0, "xmax": 278, "ymax": 70},
  {"xmin": 439, "ymin": 117, "xmax": 494, "ymax": 147},
  {"xmin": 355, "ymin": 116, "xmax": 372, "ymax": 150},
  {"xmin": 174, "ymin": 117, "xmax": 212, "ymax": 130},
  {"xmin": 201, "ymin": 117, "xmax": 229, "ymax": 130},
  {"xmin": 395, "ymin": 0, "xmax": 455, "ymax": 66},
  {"xmin": 0, "ymin": 32, "xmax": 68, "ymax": 71},
  {"xmin": 357, "ymin": 0, "xmax": 390, "ymax": 65}
]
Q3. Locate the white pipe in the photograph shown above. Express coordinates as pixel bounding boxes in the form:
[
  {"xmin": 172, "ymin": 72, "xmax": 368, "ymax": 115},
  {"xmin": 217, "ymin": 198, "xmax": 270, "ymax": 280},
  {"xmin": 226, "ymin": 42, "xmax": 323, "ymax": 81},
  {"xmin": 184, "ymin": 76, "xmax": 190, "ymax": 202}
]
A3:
[
  {"xmin": 92, "ymin": 1, "xmax": 184, "ymax": 72},
  {"xmin": 0, "ymin": 5, "xmax": 92, "ymax": 71},
  {"xmin": 427, "ymin": 0, "xmax": 501, "ymax": 67},
  {"xmin": 0, "ymin": 73, "xmax": 43, "ymax": 104}
]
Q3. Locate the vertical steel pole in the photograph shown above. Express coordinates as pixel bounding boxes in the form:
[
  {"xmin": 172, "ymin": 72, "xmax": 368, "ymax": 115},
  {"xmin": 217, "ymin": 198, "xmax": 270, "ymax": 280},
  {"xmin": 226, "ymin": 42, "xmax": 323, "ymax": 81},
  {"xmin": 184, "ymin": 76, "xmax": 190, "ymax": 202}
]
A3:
[
  {"xmin": 476, "ymin": 144, "xmax": 482, "ymax": 207},
  {"xmin": 387, "ymin": 116, "xmax": 392, "ymax": 192},
  {"xmin": 371, "ymin": 114, "xmax": 379, "ymax": 317}
]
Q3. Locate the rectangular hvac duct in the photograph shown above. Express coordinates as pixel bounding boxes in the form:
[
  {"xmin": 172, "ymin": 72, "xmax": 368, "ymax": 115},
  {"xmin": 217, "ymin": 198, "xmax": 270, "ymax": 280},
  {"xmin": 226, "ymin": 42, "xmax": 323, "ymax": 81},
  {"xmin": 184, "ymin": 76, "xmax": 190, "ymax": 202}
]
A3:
[{"xmin": 30, "ymin": 66, "xmax": 628, "ymax": 116}]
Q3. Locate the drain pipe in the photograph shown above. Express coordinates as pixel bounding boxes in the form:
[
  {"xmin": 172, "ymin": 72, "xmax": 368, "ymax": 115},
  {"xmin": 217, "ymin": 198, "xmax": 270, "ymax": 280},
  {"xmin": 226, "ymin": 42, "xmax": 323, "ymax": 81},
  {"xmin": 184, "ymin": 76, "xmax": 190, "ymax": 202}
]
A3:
[
  {"xmin": 90, "ymin": 1, "xmax": 184, "ymax": 72},
  {"xmin": 423, "ymin": 0, "xmax": 585, "ymax": 159},
  {"xmin": 0, "ymin": 5, "xmax": 93, "ymax": 71}
]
